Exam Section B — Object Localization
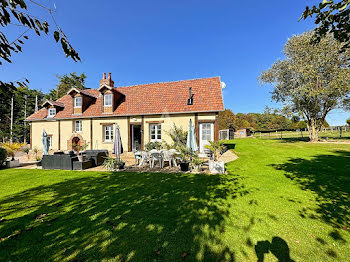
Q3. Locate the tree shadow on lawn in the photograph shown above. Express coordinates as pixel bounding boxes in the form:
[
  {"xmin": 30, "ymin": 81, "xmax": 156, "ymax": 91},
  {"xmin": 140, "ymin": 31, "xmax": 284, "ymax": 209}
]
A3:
[
  {"xmin": 272, "ymin": 150, "xmax": 350, "ymax": 229},
  {"xmin": 0, "ymin": 172, "xmax": 248, "ymax": 261}
]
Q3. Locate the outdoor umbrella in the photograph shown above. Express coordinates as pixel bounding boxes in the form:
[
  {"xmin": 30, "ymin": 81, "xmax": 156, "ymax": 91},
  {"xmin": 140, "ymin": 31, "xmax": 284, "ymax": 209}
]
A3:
[
  {"xmin": 112, "ymin": 123, "xmax": 123, "ymax": 159},
  {"xmin": 42, "ymin": 130, "xmax": 49, "ymax": 155},
  {"xmin": 186, "ymin": 119, "xmax": 198, "ymax": 154}
]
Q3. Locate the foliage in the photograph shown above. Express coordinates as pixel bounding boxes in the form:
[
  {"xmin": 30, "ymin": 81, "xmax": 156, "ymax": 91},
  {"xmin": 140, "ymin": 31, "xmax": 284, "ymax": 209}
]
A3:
[
  {"xmin": 145, "ymin": 141, "xmax": 162, "ymax": 151},
  {"xmin": 300, "ymin": 0, "xmax": 350, "ymax": 50},
  {"xmin": 0, "ymin": 86, "xmax": 44, "ymax": 142},
  {"xmin": 46, "ymin": 72, "xmax": 87, "ymax": 100},
  {"xmin": 72, "ymin": 142, "xmax": 89, "ymax": 154},
  {"xmin": 22, "ymin": 146, "xmax": 29, "ymax": 154},
  {"xmin": 1, "ymin": 141, "xmax": 25, "ymax": 160},
  {"xmin": 204, "ymin": 140, "xmax": 226, "ymax": 161},
  {"xmin": 219, "ymin": 109, "xmax": 311, "ymax": 131},
  {"xmin": 259, "ymin": 32, "xmax": 350, "ymax": 141},
  {"xmin": 102, "ymin": 156, "xmax": 125, "ymax": 171},
  {"xmin": 166, "ymin": 124, "xmax": 188, "ymax": 149},
  {"xmin": 33, "ymin": 147, "xmax": 39, "ymax": 160},
  {"xmin": 0, "ymin": 147, "xmax": 7, "ymax": 165},
  {"xmin": 218, "ymin": 109, "xmax": 236, "ymax": 130},
  {"xmin": 347, "ymin": 118, "xmax": 350, "ymax": 126},
  {"xmin": 0, "ymin": 0, "xmax": 80, "ymax": 65},
  {"xmin": 176, "ymin": 145, "xmax": 192, "ymax": 162}
]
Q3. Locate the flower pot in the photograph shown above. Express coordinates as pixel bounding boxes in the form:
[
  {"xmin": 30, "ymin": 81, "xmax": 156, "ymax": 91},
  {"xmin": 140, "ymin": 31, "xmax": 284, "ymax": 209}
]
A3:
[
  {"xmin": 6, "ymin": 159, "xmax": 20, "ymax": 168},
  {"xmin": 209, "ymin": 160, "xmax": 225, "ymax": 174},
  {"xmin": 118, "ymin": 163, "xmax": 125, "ymax": 170},
  {"xmin": 36, "ymin": 161, "xmax": 42, "ymax": 167},
  {"xmin": 180, "ymin": 162, "xmax": 190, "ymax": 172}
]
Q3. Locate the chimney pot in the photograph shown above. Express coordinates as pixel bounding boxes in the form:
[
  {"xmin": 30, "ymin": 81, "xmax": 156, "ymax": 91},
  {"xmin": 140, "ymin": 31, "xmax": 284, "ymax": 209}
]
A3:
[
  {"xmin": 108, "ymin": 72, "xmax": 111, "ymax": 79},
  {"xmin": 103, "ymin": 73, "xmax": 106, "ymax": 79}
]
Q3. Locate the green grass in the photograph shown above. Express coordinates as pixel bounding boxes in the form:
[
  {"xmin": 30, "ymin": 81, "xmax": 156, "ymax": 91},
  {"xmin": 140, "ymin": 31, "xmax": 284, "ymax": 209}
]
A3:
[{"xmin": 0, "ymin": 139, "xmax": 349, "ymax": 261}]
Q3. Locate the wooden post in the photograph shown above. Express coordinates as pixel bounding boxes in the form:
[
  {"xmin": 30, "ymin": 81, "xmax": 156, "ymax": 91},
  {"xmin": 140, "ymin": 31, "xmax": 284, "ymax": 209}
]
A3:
[{"xmin": 340, "ymin": 126, "xmax": 342, "ymax": 138}]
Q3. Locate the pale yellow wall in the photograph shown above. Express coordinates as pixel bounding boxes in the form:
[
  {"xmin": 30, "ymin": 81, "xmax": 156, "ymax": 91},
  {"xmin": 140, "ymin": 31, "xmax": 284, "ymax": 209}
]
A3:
[
  {"xmin": 31, "ymin": 121, "xmax": 59, "ymax": 150},
  {"xmin": 91, "ymin": 117, "xmax": 128, "ymax": 152},
  {"xmin": 30, "ymin": 112, "xmax": 217, "ymax": 152}
]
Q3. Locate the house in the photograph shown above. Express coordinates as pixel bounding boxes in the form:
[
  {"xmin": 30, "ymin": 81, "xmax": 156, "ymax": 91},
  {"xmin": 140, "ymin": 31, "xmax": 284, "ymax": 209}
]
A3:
[
  {"xmin": 26, "ymin": 73, "xmax": 224, "ymax": 154},
  {"xmin": 234, "ymin": 128, "xmax": 251, "ymax": 138}
]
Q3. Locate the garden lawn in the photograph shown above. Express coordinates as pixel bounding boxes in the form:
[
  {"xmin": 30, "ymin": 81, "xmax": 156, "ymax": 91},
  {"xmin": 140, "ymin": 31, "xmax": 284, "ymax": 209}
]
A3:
[{"xmin": 0, "ymin": 138, "xmax": 349, "ymax": 261}]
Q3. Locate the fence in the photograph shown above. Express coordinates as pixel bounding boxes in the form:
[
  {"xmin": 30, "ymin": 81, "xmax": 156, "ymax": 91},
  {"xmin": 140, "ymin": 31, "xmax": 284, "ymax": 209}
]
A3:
[
  {"xmin": 219, "ymin": 126, "xmax": 350, "ymax": 140},
  {"xmin": 253, "ymin": 126, "xmax": 350, "ymax": 140}
]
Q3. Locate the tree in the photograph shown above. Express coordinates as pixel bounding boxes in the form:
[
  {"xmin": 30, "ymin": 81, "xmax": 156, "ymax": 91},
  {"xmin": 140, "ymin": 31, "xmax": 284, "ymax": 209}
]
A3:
[
  {"xmin": 347, "ymin": 118, "xmax": 350, "ymax": 126},
  {"xmin": 0, "ymin": 0, "xmax": 80, "ymax": 89},
  {"xmin": 259, "ymin": 32, "xmax": 350, "ymax": 142},
  {"xmin": 46, "ymin": 72, "xmax": 87, "ymax": 100},
  {"xmin": 300, "ymin": 0, "xmax": 350, "ymax": 50},
  {"xmin": 0, "ymin": 86, "xmax": 44, "ymax": 142},
  {"xmin": 218, "ymin": 109, "xmax": 236, "ymax": 129}
]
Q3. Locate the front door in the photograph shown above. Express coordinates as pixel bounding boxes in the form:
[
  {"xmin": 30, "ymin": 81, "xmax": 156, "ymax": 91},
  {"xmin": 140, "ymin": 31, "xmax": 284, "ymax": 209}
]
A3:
[
  {"xmin": 131, "ymin": 125, "xmax": 142, "ymax": 151},
  {"xmin": 199, "ymin": 123, "xmax": 214, "ymax": 153}
]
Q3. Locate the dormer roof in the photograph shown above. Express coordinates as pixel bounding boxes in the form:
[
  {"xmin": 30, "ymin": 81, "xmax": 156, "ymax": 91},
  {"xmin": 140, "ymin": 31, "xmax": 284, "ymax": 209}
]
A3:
[
  {"xmin": 41, "ymin": 100, "xmax": 65, "ymax": 108},
  {"xmin": 67, "ymin": 87, "xmax": 97, "ymax": 98}
]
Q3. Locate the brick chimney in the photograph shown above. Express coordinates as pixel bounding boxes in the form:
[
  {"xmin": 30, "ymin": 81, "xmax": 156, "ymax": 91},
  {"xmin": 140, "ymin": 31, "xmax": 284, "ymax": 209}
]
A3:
[{"xmin": 99, "ymin": 72, "xmax": 114, "ymax": 87}]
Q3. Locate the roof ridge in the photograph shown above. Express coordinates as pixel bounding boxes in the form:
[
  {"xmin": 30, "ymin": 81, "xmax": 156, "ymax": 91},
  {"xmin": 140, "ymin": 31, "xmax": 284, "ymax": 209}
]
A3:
[{"xmin": 113, "ymin": 76, "xmax": 221, "ymax": 89}]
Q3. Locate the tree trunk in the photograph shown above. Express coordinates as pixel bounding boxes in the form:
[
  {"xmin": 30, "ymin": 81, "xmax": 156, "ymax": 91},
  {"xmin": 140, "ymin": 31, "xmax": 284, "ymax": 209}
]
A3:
[{"xmin": 307, "ymin": 119, "xmax": 320, "ymax": 142}]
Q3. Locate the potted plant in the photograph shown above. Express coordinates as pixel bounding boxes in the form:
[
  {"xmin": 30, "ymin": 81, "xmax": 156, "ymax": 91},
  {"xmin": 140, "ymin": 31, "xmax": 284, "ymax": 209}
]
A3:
[
  {"xmin": 33, "ymin": 147, "xmax": 41, "ymax": 166},
  {"xmin": 73, "ymin": 142, "xmax": 89, "ymax": 162},
  {"xmin": 22, "ymin": 146, "xmax": 30, "ymax": 159},
  {"xmin": 177, "ymin": 146, "xmax": 191, "ymax": 172},
  {"xmin": 205, "ymin": 141, "xmax": 226, "ymax": 174},
  {"xmin": 191, "ymin": 157, "xmax": 204, "ymax": 173},
  {"xmin": 103, "ymin": 156, "xmax": 125, "ymax": 171},
  {"xmin": 1, "ymin": 142, "xmax": 25, "ymax": 168}
]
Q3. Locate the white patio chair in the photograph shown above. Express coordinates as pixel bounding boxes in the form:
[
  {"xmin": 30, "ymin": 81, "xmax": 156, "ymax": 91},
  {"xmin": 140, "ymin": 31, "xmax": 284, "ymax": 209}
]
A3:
[
  {"xmin": 161, "ymin": 150, "xmax": 174, "ymax": 168},
  {"xmin": 133, "ymin": 150, "xmax": 142, "ymax": 166},
  {"xmin": 169, "ymin": 149, "xmax": 180, "ymax": 167},
  {"xmin": 139, "ymin": 151, "xmax": 151, "ymax": 167},
  {"xmin": 150, "ymin": 151, "xmax": 162, "ymax": 168}
]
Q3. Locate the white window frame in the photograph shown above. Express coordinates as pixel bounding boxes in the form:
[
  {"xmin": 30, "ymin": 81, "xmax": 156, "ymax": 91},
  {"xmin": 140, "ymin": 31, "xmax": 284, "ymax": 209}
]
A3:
[
  {"xmin": 47, "ymin": 135, "xmax": 52, "ymax": 149},
  {"xmin": 104, "ymin": 125, "xmax": 114, "ymax": 142},
  {"xmin": 48, "ymin": 108, "xmax": 56, "ymax": 118},
  {"xmin": 104, "ymin": 94, "xmax": 113, "ymax": 107},
  {"xmin": 75, "ymin": 120, "xmax": 82, "ymax": 132},
  {"xmin": 74, "ymin": 97, "xmax": 82, "ymax": 108},
  {"xmin": 150, "ymin": 124, "xmax": 161, "ymax": 142}
]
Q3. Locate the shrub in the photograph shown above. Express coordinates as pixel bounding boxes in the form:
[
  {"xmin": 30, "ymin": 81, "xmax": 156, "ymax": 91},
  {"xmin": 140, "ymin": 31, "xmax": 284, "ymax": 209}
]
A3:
[
  {"xmin": 166, "ymin": 124, "xmax": 188, "ymax": 149},
  {"xmin": 0, "ymin": 147, "xmax": 7, "ymax": 166},
  {"xmin": 145, "ymin": 141, "xmax": 162, "ymax": 151},
  {"xmin": 1, "ymin": 142, "xmax": 25, "ymax": 161},
  {"xmin": 205, "ymin": 140, "xmax": 226, "ymax": 161}
]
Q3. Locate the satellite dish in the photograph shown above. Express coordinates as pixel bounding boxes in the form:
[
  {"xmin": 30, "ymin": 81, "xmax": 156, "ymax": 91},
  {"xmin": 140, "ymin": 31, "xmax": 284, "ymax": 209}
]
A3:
[{"xmin": 221, "ymin": 81, "xmax": 226, "ymax": 89}]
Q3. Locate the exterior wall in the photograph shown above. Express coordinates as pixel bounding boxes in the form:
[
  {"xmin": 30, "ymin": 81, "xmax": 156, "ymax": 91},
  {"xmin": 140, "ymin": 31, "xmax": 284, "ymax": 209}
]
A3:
[
  {"xmin": 31, "ymin": 120, "xmax": 59, "ymax": 150},
  {"xmin": 29, "ymin": 112, "xmax": 218, "ymax": 153}
]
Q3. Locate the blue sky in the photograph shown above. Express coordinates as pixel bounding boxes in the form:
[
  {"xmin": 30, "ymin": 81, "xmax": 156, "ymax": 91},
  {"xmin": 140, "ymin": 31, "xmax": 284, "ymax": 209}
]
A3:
[{"xmin": 1, "ymin": 0, "xmax": 349, "ymax": 125}]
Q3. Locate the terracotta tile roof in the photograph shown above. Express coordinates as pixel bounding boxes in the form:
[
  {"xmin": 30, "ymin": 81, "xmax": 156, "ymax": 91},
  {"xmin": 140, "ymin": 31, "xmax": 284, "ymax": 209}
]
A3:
[
  {"xmin": 27, "ymin": 77, "xmax": 224, "ymax": 121},
  {"xmin": 41, "ymin": 100, "xmax": 65, "ymax": 108}
]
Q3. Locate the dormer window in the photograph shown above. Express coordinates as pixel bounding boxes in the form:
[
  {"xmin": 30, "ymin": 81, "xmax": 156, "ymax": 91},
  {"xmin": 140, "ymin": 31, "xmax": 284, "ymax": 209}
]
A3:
[
  {"xmin": 48, "ymin": 108, "xmax": 56, "ymax": 118},
  {"xmin": 74, "ymin": 97, "xmax": 82, "ymax": 108},
  {"xmin": 104, "ymin": 94, "xmax": 112, "ymax": 107}
]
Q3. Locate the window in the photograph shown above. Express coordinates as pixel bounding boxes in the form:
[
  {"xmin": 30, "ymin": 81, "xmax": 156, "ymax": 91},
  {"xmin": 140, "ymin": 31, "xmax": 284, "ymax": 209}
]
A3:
[
  {"xmin": 150, "ymin": 124, "xmax": 161, "ymax": 141},
  {"xmin": 75, "ymin": 120, "xmax": 82, "ymax": 132},
  {"xmin": 104, "ymin": 94, "xmax": 112, "ymax": 107},
  {"xmin": 201, "ymin": 123, "xmax": 212, "ymax": 140},
  {"xmin": 104, "ymin": 125, "xmax": 114, "ymax": 142},
  {"xmin": 48, "ymin": 108, "xmax": 56, "ymax": 117},
  {"xmin": 74, "ymin": 97, "xmax": 82, "ymax": 107},
  {"xmin": 47, "ymin": 136, "xmax": 52, "ymax": 149}
]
